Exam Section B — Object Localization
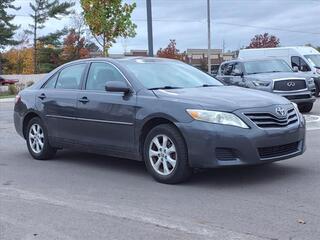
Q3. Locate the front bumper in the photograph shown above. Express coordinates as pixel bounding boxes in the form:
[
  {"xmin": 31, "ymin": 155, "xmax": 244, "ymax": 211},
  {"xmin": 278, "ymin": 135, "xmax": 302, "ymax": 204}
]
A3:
[
  {"xmin": 274, "ymin": 91, "xmax": 316, "ymax": 104},
  {"xmin": 177, "ymin": 113, "xmax": 306, "ymax": 168}
]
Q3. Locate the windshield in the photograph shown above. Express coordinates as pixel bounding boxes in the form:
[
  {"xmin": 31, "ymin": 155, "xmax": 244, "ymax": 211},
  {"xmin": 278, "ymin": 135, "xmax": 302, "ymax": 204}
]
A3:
[
  {"xmin": 122, "ymin": 60, "xmax": 223, "ymax": 89},
  {"xmin": 244, "ymin": 59, "xmax": 293, "ymax": 74},
  {"xmin": 304, "ymin": 54, "xmax": 320, "ymax": 68}
]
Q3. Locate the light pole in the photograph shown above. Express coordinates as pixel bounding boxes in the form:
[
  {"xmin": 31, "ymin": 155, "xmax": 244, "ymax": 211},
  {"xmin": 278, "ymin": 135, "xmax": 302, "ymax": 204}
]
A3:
[
  {"xmin": 207, "ymin": 0, "xmax": 211, "ymax": 73},
  {"xmin": 146, "ymin": 0, "xmax": 154, "ymax": 57}
]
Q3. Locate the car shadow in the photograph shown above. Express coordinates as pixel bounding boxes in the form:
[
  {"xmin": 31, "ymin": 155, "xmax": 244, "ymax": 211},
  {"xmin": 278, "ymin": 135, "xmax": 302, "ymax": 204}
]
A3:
[
  {"xmin": 54, "ymin": 150, "xmax": 147, "ymax": 175},
  {"xmin": 52, "ymin": 150, "xmax": 306, "ymax": 187},
  {"xmin": 188, "ymin": 162, "xmax": 305, "ymax": 188}
]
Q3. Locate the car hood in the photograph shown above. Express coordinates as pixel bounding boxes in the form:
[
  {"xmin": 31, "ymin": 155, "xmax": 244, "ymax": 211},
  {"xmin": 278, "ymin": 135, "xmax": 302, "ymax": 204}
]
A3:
[
  {"xmin": 245, "ymin": 72, "xmax": 307, "ymax": 82},
  {"xmin": 153, "ymin": 86, "xmax": 290, "ymax": 112}
]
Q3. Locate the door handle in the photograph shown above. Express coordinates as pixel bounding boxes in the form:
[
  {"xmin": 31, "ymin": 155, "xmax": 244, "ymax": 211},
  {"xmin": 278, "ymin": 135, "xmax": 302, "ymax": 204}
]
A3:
[
  {"xmin": 38, "ymin": 93, "xmax": 46, "ymax": 100},
  {"xmin": 78, "ymin": 97, "xmax": 89, "ymax": 104}
]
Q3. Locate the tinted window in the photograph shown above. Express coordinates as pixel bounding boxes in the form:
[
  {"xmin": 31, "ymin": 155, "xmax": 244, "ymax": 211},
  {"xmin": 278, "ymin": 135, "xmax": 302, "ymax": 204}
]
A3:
[
  {"xmin": 43, "ymin": 73, "xmax": 58, "ymax": 89},
  {"xmin": 231, "ymin": 63, "xmax": 242, "ymax": 75},
  {"xmin": 291, "ymin": 56, "xmax": 311, "ymax": 72},
  {"xmin": 244, "ymin": 59, "xmax": 292, "ymax": 74},
  {"xmin": 86, "ymin": 62, "xmax": 125, "ymax": 91},
  {"xmin": 223, "ymin": 63, "xmax": 233, "ymax": 76},
  {"xmin": 56, "ymin": 64, "xmax": 86, "ymax": 89}
]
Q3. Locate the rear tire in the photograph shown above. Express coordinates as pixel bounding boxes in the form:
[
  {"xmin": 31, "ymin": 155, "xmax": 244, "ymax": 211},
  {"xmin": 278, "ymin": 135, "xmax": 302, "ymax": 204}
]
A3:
[
  {"xmin": 143, "ymin": 124, "xmax": 192, "ymax": 184},
  {"xmin": 298, "ymin": 103, "xmax": 313, "ymax": 113},
  {"xmin": 26, "ymin": 117, "xmax": 57, "ymax": 160}
]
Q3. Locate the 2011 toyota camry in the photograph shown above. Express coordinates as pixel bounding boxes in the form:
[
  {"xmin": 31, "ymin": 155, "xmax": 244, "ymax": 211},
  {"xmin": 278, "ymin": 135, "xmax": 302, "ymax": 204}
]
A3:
[{"xmin": 14, "ymin": 57, "xmax": 306, "ymax": 184}]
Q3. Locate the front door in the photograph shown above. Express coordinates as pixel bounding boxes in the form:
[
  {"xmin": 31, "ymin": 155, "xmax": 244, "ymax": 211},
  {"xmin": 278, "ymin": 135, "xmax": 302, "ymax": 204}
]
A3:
[{"xmin": 76, "ymin": 62, "xmax": 137, "ymax": 154}]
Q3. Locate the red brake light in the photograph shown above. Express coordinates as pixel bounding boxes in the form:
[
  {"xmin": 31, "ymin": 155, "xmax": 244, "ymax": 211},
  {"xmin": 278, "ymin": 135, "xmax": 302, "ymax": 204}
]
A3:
[{"xmin": 15, "ymin": 95, "xmax": 21, "ymax": 104}]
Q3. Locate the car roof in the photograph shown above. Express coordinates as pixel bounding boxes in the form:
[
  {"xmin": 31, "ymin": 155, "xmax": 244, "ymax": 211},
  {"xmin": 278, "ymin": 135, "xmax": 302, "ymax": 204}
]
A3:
[{"xmin": 221, "ymin": 58, "xmax": 286, "ymax": 64}]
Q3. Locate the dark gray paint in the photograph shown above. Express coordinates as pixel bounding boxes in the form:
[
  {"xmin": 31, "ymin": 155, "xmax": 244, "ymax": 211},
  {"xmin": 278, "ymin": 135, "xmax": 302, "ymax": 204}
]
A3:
[{"xmin": 14, "ymin": 57, "xmax": 306, "ymax": 168}]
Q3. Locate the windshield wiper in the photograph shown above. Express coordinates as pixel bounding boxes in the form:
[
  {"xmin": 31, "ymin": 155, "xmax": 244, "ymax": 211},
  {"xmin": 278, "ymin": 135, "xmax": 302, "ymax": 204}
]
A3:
[{"xmin": 148, "ymin": 86, "xmax": 182, "ymax": 90}]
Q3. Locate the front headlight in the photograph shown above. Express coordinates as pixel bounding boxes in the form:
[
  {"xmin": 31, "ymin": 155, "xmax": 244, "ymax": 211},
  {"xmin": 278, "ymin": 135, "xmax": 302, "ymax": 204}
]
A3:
[
  {"xmin": 252, "ymin": 80, "xmax": 270, "ymax": 87},
  {"xmin": 308, "ymin": 77, "xmax": 314, "ymax": 85},
  {"xmin": 186, "ymin": 109, "xmax": 249, "ymax": 128}
]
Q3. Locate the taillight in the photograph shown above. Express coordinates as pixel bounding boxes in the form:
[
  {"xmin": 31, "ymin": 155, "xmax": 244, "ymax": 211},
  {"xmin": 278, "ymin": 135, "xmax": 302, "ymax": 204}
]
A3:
[{"xmin": 15, "ymin": 95, "xmax": 21, "ymax": 104}]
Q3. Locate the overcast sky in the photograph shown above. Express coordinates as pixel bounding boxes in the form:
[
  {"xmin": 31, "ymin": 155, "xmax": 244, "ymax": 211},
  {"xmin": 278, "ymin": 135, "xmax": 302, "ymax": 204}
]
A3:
[{"xmin": 10, "ymin": 0, "xmax": 320, "ymax": 53}]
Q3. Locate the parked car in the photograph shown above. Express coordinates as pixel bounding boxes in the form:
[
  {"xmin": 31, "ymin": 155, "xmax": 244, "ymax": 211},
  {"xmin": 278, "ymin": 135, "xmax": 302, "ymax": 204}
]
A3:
[
  {"xmin": 14, "ymin": 58, "xmax": 306, "ymax": 184},
  {"xmin": 239, "ymin": 46, "xmax": 320, "ymax": 96},
  {"xmin": 216, "ymin": 58, "xmax": 316, "ymax": 113},
  {"xmin": 0, "ymin": 76, "xmax": 18, "ymax": 85}
]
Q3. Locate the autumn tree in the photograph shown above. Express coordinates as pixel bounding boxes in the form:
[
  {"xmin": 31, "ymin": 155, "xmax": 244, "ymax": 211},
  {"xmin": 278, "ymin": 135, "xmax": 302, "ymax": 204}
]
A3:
[
  {"xmin": 61, "ymin": 29, "xmax": 90, "ymax": 63},
  {"xmin": 25, "ymin": 0, "xmax": 75, "ymax": 73},
  {"xmin": 157, "ymin": 40, "xmax": 184, "ymax": 60},
  {"xmin": 246, "ymin": 33, "xmax": 280, "ymax": 49},
  {"xmin": 0, "ymin": 0, "xmax": 21, "ymax": 74},
  {"xmin": 81, "ymin": 0, "xmax": 137, "ymax": 56}
]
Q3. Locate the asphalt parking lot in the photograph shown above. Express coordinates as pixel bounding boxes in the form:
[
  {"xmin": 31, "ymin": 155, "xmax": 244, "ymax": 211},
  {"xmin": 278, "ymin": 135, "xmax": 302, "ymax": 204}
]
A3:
[{"xmin": 0, "ymin": 100, "xmax": 319, "ymax": 240}]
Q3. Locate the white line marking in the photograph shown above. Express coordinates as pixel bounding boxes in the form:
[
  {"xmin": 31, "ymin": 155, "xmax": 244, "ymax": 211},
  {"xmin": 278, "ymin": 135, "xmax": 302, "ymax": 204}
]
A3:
[{"xmin": 0, "ymin": 187, "xmax": 266, "ymax": 240}]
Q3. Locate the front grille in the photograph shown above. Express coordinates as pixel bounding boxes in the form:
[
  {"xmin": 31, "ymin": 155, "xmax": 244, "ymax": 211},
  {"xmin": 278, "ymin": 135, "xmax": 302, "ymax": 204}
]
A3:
[
  {"xmin": 258, "ymin": 142, "xmax": 300, "ymax": 159},
  {"xmin": 216, "ymin": 148, "xmax": 238, "ymax": 161},
  {"xmin": 273, "ymin": 79, "xmax": 306, "ymax": 91},
  {"xmin": 245, "ymin": 108, "xmax": 298, "ymax": 128},
  {"xmin": 284, "ymin": 94, "xmax": 311, "ymax": 100}
]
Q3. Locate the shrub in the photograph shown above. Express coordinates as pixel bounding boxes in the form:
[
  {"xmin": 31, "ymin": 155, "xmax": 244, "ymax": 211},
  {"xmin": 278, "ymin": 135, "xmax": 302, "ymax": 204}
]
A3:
[{"xmin": 8, "ymin": 84, "xmax": 18, "ymax": 95}]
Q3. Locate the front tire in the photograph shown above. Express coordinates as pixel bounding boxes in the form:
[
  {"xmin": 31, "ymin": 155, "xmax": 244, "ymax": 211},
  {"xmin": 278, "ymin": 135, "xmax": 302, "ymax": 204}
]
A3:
[
  {"xmin": 298, "ymin": 103, "xmax": 313, "ymax": 113},
  {"xmin": 315, "ymin": 84, "xmax": 319, "ymax": 97},
  {"xmin": 144, "ymin": 124, "xmax": 192, "ymax": 184},
  {"xmin": 26, "ymin": 117, "xmax": 57, "ymax": 160}
]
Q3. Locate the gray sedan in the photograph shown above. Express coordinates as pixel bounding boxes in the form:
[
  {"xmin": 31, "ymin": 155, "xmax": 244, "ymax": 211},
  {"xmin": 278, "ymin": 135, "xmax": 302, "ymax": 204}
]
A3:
[{"xmin": 14, "ymin": 57, "xmax": 306, "ymax": 183}]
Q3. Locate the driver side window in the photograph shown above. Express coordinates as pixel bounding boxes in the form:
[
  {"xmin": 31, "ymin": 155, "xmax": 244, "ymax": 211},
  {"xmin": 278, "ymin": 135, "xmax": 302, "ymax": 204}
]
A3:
[
  {"xmin": 291, "ymin": 56, "xmax": 311, "ymax": 72},
  {"xmin": 86, "ymin": 62, "xmax": 126, "ymax": 91}
]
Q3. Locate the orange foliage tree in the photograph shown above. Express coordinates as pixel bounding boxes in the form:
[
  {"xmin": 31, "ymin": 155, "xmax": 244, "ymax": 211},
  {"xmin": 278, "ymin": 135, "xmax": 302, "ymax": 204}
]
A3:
[
  {"xmin": 2, "ymin": 48, "xmax": 34, "ymax": 74},
  {"xmin": 61, "ymin": 29, "xmax": 90, "ymax": 63},
  {"xmin": 157, "ymin": 39, "xmax": 184, "ymax": 60},
  {"xmin": 246, "ymin": 33, "xmax": 280, "ymax": 49}
]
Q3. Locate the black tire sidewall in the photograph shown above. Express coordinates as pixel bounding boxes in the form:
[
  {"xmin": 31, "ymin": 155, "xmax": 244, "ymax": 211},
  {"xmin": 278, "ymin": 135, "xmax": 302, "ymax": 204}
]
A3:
[
  {"xmin": 26, "ymin": 117, "xmax": 56, "ymax": 160},
  {"xmin": 143, "ymin": 124, "xmax": 191, "ymax": 184}
]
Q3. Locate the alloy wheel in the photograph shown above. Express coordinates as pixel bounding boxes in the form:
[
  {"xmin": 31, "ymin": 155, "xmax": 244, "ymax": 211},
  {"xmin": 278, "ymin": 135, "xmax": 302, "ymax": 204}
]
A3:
[
  {"xmin": 149, "ymin": 134, "xmax": 177, "ymax": 176},
  {"xmin": 29, "ymin": 123, "xmax": 44, "ymax": 154}
]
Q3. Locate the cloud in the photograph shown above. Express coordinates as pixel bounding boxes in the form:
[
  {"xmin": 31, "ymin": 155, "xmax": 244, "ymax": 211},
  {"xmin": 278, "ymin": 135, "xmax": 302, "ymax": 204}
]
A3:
[{"xmin": 9, "ymin": 0, "xmax": 320, "ymax": 53}]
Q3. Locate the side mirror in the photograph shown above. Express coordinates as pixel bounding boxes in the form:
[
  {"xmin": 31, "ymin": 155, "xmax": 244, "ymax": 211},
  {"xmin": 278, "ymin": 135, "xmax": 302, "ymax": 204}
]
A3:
[
  {"xmin": 105, "ymin": 81, "xmax": 131, "ymax": 93},
  {"xmin": 293, "ymin": 66, "xmax": 299, "ymax": 72}
]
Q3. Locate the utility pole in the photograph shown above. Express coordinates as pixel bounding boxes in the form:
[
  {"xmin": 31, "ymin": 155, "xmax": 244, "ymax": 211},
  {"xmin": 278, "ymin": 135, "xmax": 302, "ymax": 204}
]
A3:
[
  {"xmin": 207, "ymin": 0, "xmax": 211, "ymax": 74},
  {"xmin": 146, "ymin": 0, "xmax": 154, "ymax": 57}
]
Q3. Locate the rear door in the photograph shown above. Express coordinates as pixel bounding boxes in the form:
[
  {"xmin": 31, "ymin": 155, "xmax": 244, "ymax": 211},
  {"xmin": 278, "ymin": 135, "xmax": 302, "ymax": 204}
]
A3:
[
  {"xmin": 75, "ymin": 61, "xmax": 137, "ymax": 154},
  {"xmin": 36, "ymin": 63, "xmax": 87, "ymax": 144}
]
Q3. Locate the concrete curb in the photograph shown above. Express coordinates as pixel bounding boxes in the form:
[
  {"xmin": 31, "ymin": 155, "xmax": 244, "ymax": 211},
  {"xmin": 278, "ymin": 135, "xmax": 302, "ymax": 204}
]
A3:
[{"xmin": 0, "ymin": 98, "xmax": 14, "ymax": 103}]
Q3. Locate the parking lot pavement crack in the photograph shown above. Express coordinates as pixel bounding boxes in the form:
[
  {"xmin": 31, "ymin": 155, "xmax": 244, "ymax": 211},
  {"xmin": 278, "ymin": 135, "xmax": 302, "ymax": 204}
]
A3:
[{"xmin": 0, "ymin": 186, "xmax": 271, "ymax": 240}]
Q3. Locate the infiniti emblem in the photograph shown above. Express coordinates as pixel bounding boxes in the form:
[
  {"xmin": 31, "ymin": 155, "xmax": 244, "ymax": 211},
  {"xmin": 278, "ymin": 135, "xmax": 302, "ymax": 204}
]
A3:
[
  {"xmin": 287, "ymin": 81, "xmax": 296, "ymax": 87},
  {"xmin": 275, "ymin": 106, "xmax": 286, "ymax": 117}
]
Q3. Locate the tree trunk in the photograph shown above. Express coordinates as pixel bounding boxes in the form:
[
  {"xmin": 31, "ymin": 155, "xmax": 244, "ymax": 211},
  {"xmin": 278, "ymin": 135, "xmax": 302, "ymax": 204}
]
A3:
[
  {"xmin": 0, "ymin": 52, "xmax": 3, "ymax": 75},
  {"xmin": 33, "ymin": 18, "xmax": 37, "ymax": 74},
  {"xmin": 103, "ymin": 35, "xmax": 107, "ymax": 57}
]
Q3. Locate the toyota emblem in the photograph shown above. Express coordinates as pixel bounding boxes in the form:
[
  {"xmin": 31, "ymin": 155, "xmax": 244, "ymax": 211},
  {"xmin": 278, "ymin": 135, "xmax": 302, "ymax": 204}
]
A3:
[
  {"xmin": 287, "ymin": 81, "xmax": 296, "ymax": 87},
  {"xmin": 275, "ymin": 106, "xmax": 286, "ymax": 117}
]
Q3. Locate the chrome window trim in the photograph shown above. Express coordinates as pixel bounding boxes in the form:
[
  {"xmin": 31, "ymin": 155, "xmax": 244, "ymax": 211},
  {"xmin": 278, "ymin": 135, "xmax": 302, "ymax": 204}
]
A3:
[{"xmin": 84, "ymin": 61, "xmax": 135, "ymax": 93}]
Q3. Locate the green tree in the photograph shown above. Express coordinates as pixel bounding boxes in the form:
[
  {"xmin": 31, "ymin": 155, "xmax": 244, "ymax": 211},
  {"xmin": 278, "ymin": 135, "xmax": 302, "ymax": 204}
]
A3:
[
  {"xmin": 0, "ymin": 0, "xmax": 20, "ymax": 74},
  {"xmin": 81, "ymin": 0, "xmax": 137, "ymax": 56},
  {"xmin": 25, "ymin": 0, "xmax": 75, "ymax": 73}
]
